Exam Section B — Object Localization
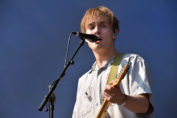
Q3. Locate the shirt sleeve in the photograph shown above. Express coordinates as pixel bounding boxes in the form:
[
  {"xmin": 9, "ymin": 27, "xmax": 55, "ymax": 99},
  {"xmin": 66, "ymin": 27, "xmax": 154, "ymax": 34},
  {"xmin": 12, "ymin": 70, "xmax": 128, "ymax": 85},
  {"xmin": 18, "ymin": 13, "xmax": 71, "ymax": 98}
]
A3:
[{"xmin": 127, "ymin": 54, "xmax": 153, "ymax": 96}]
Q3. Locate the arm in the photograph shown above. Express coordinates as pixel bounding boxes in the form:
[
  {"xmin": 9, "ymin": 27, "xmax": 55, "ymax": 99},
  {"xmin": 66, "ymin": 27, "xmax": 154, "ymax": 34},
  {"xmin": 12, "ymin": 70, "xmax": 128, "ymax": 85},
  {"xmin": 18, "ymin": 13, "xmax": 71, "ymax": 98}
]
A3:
[
  {"xmin": 104, "ymin": 54, "xmax": 153, "ymax": 114},
  {"xmin": 124, "ymin": 93, "xmax": 149, "ymax": 113}
]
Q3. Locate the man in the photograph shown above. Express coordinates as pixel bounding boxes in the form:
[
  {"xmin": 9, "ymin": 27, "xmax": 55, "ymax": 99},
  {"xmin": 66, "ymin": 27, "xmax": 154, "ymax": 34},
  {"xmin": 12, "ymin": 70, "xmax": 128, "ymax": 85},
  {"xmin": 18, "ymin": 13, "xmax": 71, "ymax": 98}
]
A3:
[{"xmin": 72, "ymin": 6, "xmax": 153, "ymax": 118}]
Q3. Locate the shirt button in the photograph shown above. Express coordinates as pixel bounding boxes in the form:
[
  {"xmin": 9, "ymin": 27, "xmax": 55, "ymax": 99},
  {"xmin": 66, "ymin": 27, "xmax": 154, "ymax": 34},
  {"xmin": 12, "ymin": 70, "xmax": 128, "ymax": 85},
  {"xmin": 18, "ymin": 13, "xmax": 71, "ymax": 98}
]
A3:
[{"xmin": 96, "ymin": 103, "xmax": 98, "ymax": 106}]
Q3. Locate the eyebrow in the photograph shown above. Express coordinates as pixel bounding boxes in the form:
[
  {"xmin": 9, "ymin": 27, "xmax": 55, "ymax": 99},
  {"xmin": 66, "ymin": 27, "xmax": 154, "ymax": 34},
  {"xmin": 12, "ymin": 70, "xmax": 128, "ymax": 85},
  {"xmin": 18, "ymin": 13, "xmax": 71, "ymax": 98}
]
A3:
[{"xmin": 87, "ymin": 21, "xmax": 108, "ymax": 27}]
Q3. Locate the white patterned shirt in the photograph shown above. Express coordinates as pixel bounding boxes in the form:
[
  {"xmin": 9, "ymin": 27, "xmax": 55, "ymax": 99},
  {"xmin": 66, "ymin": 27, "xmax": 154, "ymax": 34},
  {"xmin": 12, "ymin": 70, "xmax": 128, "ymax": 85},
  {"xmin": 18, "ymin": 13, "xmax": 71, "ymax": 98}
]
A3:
[{"xmin": 72, "ymin": 53, "xmax": 154, "ymax": 118}]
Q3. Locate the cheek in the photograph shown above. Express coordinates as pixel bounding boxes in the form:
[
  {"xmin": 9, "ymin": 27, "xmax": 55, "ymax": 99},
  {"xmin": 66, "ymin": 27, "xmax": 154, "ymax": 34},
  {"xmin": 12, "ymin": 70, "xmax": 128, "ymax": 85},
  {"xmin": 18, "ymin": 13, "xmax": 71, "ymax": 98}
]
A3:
[
  {"xmin": 108, "ymin": 30, "xmax": 115, "ymax": 39},
  {"xmin": 85, "ymin": 30, "xmax": 92, "ymax": 43},
  {"xmin": 112, "ymin": 34, "xmax": 116, "ymax": 40},
  {"xmin": 86, "ymin": 30, "xmax": 92, "ymax": 34}
]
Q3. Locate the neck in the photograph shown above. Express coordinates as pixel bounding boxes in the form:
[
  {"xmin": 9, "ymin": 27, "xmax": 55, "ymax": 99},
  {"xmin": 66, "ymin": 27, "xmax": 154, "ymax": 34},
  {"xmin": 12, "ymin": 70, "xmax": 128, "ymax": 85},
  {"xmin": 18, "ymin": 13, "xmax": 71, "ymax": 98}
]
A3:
[{"xmin": 93, "ymin": 48, "xmax": 118, "ymax": 68}]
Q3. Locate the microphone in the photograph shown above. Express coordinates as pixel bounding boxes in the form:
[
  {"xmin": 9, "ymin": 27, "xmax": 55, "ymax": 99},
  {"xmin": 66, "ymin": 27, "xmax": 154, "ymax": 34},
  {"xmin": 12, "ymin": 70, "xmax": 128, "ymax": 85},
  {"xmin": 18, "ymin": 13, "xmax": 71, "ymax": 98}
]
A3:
[{"xmin": 72, "ymin": 32, "xmax": 101, "ymax": 42}]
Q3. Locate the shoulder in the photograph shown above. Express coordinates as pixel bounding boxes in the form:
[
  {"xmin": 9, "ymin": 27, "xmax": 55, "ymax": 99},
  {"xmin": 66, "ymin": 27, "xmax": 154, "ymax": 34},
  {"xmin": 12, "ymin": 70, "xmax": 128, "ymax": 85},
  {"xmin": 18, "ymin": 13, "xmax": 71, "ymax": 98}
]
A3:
[
  {"xmin": 123, "ymin": 53, "xmax": 144, "ymax": 61},
  {"xmin": 119, "ymin": 53, "xmax": 149, "ymax": 71},
  {"xmin": 78, "ymin": 68, "xmax": 92, "ymax": 84},
  {"xmin": 122, "ymin": 53, "xmax": 146, "ymax": 65}
]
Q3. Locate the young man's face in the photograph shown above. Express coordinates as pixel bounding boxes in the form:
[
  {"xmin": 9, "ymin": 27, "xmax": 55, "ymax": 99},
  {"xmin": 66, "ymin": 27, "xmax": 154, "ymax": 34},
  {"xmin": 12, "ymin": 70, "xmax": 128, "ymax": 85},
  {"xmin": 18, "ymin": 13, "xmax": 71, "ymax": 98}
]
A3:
[{"xmin": 85, "ymin": 16, "xmax": 116, "ymax": 52}]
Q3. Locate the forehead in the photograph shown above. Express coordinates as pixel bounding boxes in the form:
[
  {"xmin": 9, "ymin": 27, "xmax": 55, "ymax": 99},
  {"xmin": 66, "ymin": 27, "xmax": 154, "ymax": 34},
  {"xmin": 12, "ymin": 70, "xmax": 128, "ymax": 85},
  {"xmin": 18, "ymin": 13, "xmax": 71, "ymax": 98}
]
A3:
[{"xmin": 85, "ymin": 16, "xmax": 110, "ymax": 26}]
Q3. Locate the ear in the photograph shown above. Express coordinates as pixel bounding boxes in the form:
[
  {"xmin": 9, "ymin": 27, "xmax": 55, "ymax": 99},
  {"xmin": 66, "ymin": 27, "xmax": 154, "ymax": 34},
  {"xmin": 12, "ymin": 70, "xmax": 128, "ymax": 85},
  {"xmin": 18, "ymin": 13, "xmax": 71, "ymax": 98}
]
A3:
[{"xmin": 112, "ymin": 29, "xmax": 119, "ymax": 40}]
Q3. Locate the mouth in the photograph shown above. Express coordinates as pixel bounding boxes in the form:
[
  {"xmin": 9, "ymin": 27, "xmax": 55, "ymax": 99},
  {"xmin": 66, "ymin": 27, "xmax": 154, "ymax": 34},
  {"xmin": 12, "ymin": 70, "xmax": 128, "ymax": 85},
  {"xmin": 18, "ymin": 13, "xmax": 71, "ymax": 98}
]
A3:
[
  {"xmin": 95, "ymin": 38, "xmax": 102, "ymax": 44},
  {"xmin": 95, "ymin": 35, "xmax": 102, "ymax": 44}
]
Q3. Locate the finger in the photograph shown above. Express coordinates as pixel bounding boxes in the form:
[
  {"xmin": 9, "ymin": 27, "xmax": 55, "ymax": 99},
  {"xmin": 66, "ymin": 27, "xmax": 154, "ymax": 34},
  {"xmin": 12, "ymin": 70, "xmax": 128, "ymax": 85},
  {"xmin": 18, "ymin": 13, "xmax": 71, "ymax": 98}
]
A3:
[
  {"xmin": 104, "ymin": 92, "xmax": 112, "ymax": 102},
  {"xmin": 104, "ymin": 86, "xmax": 116, "ymax": 96},
  {"xmin": 104, "ymin": 85, "xmax": 112, "ymax": 91},
  {"xmin": 108, "ymin": 80, "xmax": 116, "ymax": 85}
]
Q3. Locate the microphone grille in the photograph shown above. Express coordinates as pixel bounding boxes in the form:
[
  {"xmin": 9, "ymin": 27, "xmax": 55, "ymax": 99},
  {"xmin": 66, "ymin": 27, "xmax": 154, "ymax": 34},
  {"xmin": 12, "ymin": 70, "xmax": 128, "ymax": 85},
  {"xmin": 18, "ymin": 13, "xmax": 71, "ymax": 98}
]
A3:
[{"xmin": 72, "ymin": 32, "xmax": 77, "ymax": 35}]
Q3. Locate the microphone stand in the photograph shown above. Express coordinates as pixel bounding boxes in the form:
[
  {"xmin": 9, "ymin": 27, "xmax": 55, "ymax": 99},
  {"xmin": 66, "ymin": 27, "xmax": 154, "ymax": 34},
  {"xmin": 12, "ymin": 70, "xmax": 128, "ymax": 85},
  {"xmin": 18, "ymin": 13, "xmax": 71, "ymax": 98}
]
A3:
[{"xmin": 38, "ymin": 39, "xmax": 85, "ymax": 118}]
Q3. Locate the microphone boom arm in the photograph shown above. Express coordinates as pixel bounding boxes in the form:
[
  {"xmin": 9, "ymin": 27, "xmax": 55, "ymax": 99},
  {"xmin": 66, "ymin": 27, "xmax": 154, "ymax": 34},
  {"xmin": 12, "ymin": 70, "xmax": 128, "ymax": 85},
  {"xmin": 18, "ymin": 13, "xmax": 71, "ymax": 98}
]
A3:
[{"xmin": 38, "ymin": 39, "xmax": 85, "ymax": 111}]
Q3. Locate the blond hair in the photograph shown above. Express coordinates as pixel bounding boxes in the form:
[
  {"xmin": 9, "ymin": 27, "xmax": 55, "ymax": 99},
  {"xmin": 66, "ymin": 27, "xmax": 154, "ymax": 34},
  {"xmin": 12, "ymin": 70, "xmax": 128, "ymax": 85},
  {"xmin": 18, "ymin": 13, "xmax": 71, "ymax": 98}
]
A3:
[{"xmin": 80, "ymin": 6, "xmax": 119, "ymax": 33}]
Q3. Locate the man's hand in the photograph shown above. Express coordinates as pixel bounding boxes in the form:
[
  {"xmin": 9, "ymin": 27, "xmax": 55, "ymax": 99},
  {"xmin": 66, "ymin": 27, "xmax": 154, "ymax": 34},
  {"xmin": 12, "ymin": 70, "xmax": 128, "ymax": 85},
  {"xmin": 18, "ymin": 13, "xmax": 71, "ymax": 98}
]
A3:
[
  {"xmin": 104, "ymin": 80, "xmax": 125, "ymax": 105},
  {"xmin": 104, "ymin": 80, "xmax": 151, "ymax": 113}
]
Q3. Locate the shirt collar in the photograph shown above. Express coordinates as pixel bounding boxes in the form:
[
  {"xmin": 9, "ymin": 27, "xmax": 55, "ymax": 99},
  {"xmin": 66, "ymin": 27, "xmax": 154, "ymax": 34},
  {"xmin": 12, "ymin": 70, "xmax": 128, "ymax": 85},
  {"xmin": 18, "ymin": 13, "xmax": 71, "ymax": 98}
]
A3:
[{"xmin": 89, "ymin": 57, "xmax": 115, "ymax": 74}]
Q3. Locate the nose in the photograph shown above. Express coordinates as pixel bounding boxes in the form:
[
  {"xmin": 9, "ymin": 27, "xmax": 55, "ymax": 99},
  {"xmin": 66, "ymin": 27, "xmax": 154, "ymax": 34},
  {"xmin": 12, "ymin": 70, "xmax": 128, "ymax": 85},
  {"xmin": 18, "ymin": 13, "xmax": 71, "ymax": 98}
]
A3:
[{"xmin": 93, "ymin": 25, "xmax": 100, "ymax": 35}]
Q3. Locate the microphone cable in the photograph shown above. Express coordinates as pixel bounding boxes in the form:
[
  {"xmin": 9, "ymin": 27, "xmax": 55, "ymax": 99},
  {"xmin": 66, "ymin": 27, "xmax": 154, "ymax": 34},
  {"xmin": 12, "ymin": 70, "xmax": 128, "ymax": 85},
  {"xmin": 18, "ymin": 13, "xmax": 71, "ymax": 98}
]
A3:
[{"xmin": 64, "ymin": 32, "xmax": 73, "ymax": 67}]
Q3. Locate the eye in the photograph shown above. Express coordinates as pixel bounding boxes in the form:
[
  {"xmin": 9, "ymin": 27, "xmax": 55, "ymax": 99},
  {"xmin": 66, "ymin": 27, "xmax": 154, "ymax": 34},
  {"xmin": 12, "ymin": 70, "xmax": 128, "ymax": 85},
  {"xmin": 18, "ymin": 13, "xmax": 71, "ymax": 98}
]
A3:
[
  {"xmin": 88, "ymin": 25, "xmax": 95, "ymax": 30},
  {"xmin": 101, "ymin": 23, "xmax": 107, "ymax": 28}
]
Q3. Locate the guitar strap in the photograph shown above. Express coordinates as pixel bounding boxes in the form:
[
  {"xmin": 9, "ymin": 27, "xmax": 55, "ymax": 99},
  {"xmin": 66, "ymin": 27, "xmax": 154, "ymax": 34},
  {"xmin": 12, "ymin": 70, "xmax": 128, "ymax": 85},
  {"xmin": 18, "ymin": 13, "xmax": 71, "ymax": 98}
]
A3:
[
  {"xmin": 101, "ymin": 53, "xmax": 125, "ymax": 118},
  {"xmin": 106, "ymin": 53, "xmax": 125, "ymax": 84}
]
